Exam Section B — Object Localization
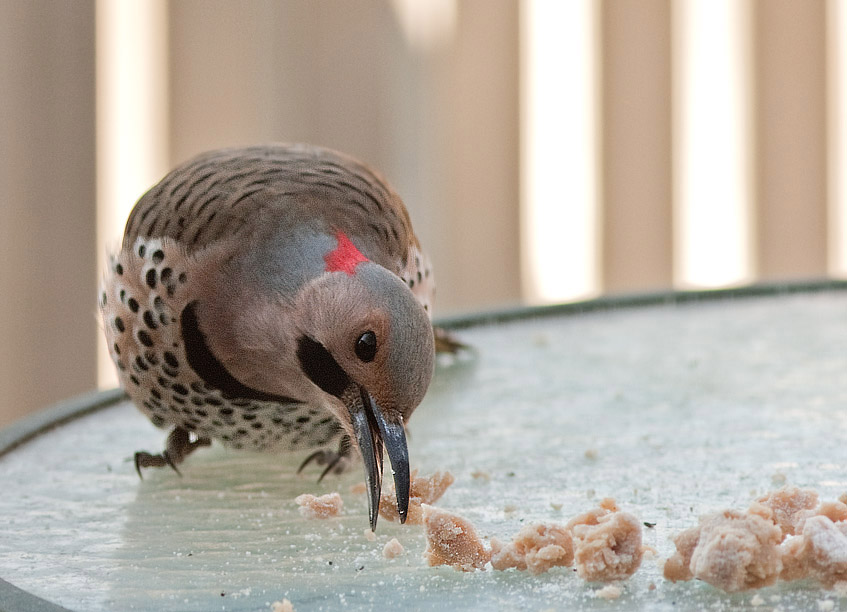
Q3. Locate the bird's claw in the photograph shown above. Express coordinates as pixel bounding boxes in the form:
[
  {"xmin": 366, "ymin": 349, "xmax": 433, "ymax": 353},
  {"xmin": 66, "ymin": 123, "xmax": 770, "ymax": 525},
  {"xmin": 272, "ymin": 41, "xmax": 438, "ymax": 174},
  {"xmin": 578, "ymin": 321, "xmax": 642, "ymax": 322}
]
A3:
[
  {"xmin": 298, "ymin": 436, "xmax": 352, "ymax": 481},
  {"xmin": 134, "ymin": 450, "xmax": 182, "ymax": 478},
  {"xmin": 133, "ymin": 426, "xmax": 210, "ymax": 479},
  {"xmin": 297, "ymin": 449, "xmax": 350, "ymax": 479}
]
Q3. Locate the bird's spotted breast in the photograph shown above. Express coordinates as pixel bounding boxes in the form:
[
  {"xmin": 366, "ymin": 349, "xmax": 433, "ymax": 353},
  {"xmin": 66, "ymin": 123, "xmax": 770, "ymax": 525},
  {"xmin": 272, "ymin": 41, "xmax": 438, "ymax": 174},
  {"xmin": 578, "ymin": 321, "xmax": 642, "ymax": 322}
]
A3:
[{"xmin": 101, "ymin": 237, "xmax": 342, "ymax": 452}]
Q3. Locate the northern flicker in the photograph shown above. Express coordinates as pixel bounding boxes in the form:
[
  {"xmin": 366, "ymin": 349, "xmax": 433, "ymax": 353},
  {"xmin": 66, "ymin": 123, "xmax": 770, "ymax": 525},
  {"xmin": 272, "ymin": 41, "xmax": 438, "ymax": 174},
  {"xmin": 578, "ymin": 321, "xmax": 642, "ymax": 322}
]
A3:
[{"xmin": 100, "ymin": 144, "xmax": 437, "ymax": 530}]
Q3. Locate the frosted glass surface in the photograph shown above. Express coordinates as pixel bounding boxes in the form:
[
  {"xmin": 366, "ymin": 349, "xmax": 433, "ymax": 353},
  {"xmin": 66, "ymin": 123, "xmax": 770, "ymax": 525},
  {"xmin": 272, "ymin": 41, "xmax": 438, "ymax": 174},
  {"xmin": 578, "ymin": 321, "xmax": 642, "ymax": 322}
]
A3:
[{"xmin": 2, "ymin": 292, "xmax": 847, "ymax": 611}]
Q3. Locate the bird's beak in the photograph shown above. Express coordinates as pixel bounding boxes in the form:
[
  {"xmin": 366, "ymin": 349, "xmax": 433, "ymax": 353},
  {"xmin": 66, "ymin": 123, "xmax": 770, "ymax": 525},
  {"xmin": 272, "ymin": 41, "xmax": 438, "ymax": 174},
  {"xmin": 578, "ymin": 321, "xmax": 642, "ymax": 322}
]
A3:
[{"xmin": 346, "ymin": 385, "xmax": 410, "ymax": 531}]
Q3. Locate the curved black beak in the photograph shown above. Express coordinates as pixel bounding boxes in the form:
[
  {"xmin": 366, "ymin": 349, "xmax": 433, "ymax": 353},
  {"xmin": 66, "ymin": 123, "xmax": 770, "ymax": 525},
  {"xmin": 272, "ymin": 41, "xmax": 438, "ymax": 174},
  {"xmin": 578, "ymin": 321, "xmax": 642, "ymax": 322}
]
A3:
[{"xmin": 346, "ymin": 385, "xmax": 410, "ymax": 531}]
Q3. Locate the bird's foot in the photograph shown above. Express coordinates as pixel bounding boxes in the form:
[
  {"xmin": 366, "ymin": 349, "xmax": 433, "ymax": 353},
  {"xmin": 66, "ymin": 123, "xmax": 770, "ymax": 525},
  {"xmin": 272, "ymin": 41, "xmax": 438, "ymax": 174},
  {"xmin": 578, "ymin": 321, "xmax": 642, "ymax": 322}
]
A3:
[
  {"xmin": 134, "ymin": 449, "xmax": 181, "ymax": 476},
  {"xmin": 134, "ymin": 426, "xmax": 211, "ymax": 479},
  {"xmin": 298, "ymin": 436, "xmax": 352, "ymax": 481}
]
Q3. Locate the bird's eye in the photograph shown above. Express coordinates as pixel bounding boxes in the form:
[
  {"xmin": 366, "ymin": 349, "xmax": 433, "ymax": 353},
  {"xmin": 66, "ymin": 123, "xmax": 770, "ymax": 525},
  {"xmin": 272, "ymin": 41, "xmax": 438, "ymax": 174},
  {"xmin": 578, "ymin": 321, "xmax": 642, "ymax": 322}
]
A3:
[{"xmin": 355, "ymin": 331, "xmax": 377, "ymax": 362}]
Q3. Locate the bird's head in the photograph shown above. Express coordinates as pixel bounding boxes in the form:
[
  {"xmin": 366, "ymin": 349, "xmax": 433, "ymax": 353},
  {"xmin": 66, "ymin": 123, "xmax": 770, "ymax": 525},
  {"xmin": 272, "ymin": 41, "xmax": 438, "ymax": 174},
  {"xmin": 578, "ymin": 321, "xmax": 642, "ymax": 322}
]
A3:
[{"xmin": 293, "ymin": 259, "xmax": 435, "ymax": 530}]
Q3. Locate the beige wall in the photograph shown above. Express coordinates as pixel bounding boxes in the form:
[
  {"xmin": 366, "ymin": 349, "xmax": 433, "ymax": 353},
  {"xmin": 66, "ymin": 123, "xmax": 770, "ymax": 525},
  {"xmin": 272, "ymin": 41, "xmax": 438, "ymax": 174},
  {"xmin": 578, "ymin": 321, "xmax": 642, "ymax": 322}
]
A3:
[
  {"xmin": 600, "ymin": 0, "xmax": 673, "ymax": 293},
  {"xmin": 0, "ymin": 0, "xmax": 97, "ymax": 426},
  {"xmin": 754, "ymin": 0, "xmax": 829, "ymax": 280}
]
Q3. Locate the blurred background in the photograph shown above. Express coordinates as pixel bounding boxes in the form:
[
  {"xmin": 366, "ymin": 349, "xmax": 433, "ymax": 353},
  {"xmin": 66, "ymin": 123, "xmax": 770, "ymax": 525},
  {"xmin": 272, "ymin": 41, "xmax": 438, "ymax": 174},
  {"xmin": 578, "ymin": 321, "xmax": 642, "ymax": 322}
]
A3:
[{"xmin": 0, "ymin": 0, "xmax": 845, "ymax": 426}]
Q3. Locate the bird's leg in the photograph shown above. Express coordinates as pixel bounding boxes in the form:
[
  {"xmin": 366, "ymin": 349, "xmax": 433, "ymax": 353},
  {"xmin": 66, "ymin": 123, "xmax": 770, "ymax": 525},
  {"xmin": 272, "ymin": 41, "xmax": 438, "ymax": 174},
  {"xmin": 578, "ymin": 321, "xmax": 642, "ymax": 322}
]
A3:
[
  {"xmin": 134, "ymin": 426, "xmax": 211, "ymax": 478},
  {"xmin": 297, "ymin": 435, "xmax": 353, "ymax": 481}
]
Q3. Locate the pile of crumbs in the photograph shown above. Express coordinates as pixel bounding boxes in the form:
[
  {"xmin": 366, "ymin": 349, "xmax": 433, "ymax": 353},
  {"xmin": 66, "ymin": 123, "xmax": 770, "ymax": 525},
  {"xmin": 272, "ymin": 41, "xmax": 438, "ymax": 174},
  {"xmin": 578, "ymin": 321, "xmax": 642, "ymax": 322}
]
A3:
[
  {"xmin": 298, "ymin": 472, "xmax": 644, "ymax": 586},
  {"xmin": 664, "ymin": 485, "xmax": 847, "ymax": 592},
  {"xmin": 294, "ymin": 472, "xmax": 847, "ymax": 598},
  {"xmin": 423, "ymin": 495, "xmax": 646, "ymax": 586}
]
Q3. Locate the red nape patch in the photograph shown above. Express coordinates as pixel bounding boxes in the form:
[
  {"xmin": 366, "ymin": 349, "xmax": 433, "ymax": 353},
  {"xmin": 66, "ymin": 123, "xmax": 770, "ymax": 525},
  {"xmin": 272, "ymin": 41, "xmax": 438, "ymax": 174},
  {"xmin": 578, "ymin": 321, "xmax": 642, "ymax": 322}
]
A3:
[{"xmin": 324, "ymin": 231, "xmax": 369, "ymax": 275}]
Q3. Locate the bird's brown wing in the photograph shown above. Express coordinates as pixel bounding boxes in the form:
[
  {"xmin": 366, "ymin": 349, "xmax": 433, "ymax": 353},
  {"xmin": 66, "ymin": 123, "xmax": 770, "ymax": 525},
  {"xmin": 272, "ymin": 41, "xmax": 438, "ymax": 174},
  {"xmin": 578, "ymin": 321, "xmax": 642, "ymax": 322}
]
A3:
[{"xmin": 123, "ymin": 144, "xmax": 418, "ymax": 270}]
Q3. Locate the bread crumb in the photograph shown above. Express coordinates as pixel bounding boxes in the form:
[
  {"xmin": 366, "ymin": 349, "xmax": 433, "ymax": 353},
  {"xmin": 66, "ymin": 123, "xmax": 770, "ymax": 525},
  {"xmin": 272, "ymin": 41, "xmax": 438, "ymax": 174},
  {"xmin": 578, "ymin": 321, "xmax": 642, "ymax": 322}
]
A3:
[
  {"xmin": 568, "ymin": 498, "xmax": 644, "ymax": 582},
  {"xmin": 363, "ymin": 528, "xmax": 376, "ymax": 542},
  {"xmin": 350, "ymin": 482, "xmax": 367, "ymax": 495},
  {"xmin": 780, "ymin": 515, "xmax": 847, "ymax": 587},
  {"xmin": 294, "ymin": 492, "xmax": 343, "ymax": 519},
  {"xmin": 594, "ymin": 584, "xmax": 622, "ymax": 600},
  {"xmin": 755, "ymin": 485, "xmax": 819, "ymax": 537},
  {"xmin": 662, "ymin": 524, "xmax": 699, "ymax": 583},
  {"xmin": 779, "ymin": 535, "xmax": 808, "ymax": 582},
  {"xmin": 550, "ymin": 502, "xmax": 563, "ymax": 511},
  {"xmin": 379, "ymin": 470, "xmax": 455, "ymax": 524},
  {"xmin": 382, "ymin": 537, "xmax": 405, "ymax": 559},
  {"xmin": 503, "ymin": 504, "xmax": 518, "ymax": 514},
  {"xmin": 422, "ymin": 504, "xmax": 491, "ymax": 571},
  {"xmin": 270, "ymin": 599, "xmax": 294, "ymax": 612},
  {"xmin": 470, "ymin": 470, "xmax": 490, "ymax": 481},
  {"xmin": 490, "ymin": 523, "xmax": 574, "ymax": 574},
  {"xmin": 584, "ymin": 449, "xmax": 598, "ymax": 460},
  {"xmin": 815, "ymin": 501, "xmax": 847, "ymax": 525},
  {"xmin": 664, "ymin": 509, "xmax": 783, "ymax": 592},
  {"xmin": 751, "ymin": 593, "xmax": 765, "ymax": 606},
  {"xmin": 817, "ymin": 600, "xmax": 835, "ymax": 612}
]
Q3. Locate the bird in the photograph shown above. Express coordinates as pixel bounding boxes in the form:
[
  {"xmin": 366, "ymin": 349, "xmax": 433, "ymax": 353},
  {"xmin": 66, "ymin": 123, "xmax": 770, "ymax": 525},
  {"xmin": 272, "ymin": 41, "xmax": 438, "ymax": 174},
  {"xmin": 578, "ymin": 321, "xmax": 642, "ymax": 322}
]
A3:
[{"xmin": 99, "ymin": 143, "xmax": 438, "ymax": 530}]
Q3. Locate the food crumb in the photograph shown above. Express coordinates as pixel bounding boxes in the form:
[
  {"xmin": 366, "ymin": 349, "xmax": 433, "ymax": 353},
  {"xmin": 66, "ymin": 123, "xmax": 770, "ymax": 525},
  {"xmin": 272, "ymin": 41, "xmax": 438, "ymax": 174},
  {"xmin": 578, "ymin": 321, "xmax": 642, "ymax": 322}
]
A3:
[
  {"xmin": 817, "ymin": 600, "xmax": 835, "ymax": 612},
  {"xmin": 751, "ymin": 594, "xmax": 765, "ymax": 606},
  {"xmin": 550, "ymin": 502, "xmax": 563, "ymax": 511},
  {"xmin": 470, "ymin": 470, "xmax": 490, "ymax": 482},
  {"xmin": 780, "ymin": 514, "xmax": 847, "ymax": 587},
  {"xmin": 379, "ymin": 471, "xmax": 455, "ymax": 524},
  {"xmin": 490, "ymin": 523, "xmax": 573, "ymax": 574},
  {"xmin": 594, "ymin": 584, "xmax": 622, "ymax": 600},
  {"xmin": 584, "ymin": 449, "xmax": 598, "ymax": 460},
  {"xmin": 363, "ymin": 528, "xmax": 376, "ymax": 542},
  {"xmin": 755, "ymin": 485, "xmax": 819, "ymax": 537},
  {"xmin": 270, "ymin": 599, "xmax": 294, "ymax": 612},
  {"xmin": 382, "ymin": 537, "xmax": 405, "ymax": 559},
  {"xmin": 647, "ymin": 582, "xmax": 656, "ymax": 591},
  {"xmin": 294, "ymin": 492, "xmax": 343, "ymax": 519},
  {"xmin": 504, "ymin": 504, "xmax": 518, "ymax": 514},
  {"xmin": 422, "ymin": 504, "xmax": 491, "ymax": 571},
  {"xmin": 663, "ymin": 509, "xmax": 782, "ymax": 592},
  {"xmin": 568, "ymin": 498, "xmax": 644, "ymax": 582},
  {"xmin": 350, "ymin": 482, "xmax": 367, "ymax": 495}
]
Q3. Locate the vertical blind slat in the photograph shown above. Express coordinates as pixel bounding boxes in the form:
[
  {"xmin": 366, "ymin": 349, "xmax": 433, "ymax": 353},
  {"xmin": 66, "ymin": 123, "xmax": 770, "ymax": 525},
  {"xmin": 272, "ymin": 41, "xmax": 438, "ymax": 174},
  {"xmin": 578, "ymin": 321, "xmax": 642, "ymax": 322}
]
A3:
[
  {"xmin": 754, "ymin": 0, "xmax": 829, "ymax": 280},
  {"xmin": 600, "ymin": 0, "xmax": 673, "ymax": 293}
]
